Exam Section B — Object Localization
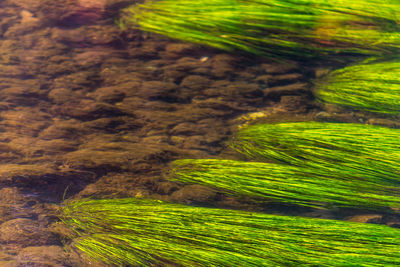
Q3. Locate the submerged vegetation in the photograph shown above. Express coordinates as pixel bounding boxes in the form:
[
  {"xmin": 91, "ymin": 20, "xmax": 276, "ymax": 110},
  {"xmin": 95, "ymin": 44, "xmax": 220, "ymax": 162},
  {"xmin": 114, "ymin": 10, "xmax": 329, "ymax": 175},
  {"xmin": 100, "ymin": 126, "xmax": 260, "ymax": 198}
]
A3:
[
  {"xmin": 314, "ymin": 60, "xmax": 400, "ymax": 115},
  {"xmin": 61, "ymin": 198, "xmax": 400, "ymax": 266},
  {"xmin": 57, "ymin": 2, "xmax": 400, "ymax": 266},
  {"xmin": 121, "ymin": 0, "xmax": 400, "ymax": 59},
  {"xmin": 170, "ymin": 159, "xmax": 400, "ymax": 211},
  {"xmin": 232, "ymin": 121, "xmax": 400, "ymax": 186}
]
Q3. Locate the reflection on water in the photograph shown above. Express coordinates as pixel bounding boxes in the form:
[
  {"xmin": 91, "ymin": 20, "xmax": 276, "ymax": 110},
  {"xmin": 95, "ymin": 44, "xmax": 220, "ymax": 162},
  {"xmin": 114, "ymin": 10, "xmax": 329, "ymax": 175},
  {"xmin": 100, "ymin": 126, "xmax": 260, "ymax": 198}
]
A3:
[{"xmin": 0, "ymin": 0, "xmax": 399, "ymax": 266}]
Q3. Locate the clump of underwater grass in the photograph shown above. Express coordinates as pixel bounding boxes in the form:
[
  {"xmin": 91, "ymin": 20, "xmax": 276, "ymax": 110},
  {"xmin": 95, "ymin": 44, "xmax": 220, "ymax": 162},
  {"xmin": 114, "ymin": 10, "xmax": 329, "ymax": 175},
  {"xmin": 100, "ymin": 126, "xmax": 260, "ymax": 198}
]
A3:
[
  {"xmin": 120, "ymin": 0, "xmax": 400, "ymax": 59},
  {"xmin": 170, "ymin": 159, "xmax": 400, "ymax": 211},
  {"xmin": 231, "ymin": 121, "xmax": 400, "ymax": 186},
  {"xmin": 61, "ymin": 198, "xmax": 400, "ymax": 266},
  {"xmin": 314, "ymin": 60, "xmax": 400, "ymax": 115}
]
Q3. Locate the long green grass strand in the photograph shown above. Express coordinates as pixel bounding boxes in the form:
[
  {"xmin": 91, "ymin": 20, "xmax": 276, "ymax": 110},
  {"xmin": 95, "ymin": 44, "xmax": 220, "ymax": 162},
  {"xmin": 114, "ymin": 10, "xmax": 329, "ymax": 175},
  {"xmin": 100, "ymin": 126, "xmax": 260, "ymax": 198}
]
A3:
[
  {"xmin": 61, "ymin": 198, "xmax": 400, "ymax": 266},
  {"xmin": 314, "ymin": 60, "xmax": 400, "ymax": 115},
  {"xmin": 232, "ymin": 122, "xmax": 400, "ymax": 186},
  {"xmin": 171, "ymin": 159, "xmax": 400, "ymax": 211},
  {"xmin": 121, "ymin": 0, "xmax": 400, "ymax": 59}
]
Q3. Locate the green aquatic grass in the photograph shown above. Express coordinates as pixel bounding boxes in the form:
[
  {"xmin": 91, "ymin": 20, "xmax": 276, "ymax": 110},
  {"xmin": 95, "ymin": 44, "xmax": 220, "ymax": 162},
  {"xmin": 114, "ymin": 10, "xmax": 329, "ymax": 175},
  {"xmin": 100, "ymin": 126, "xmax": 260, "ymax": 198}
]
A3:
[
  {"xmin": 61, "ymin": 198, "xmax": 400, "ymax": 266},
  {"xmin": 232, "ymin": 122, "xmax": 400, "ymax": 186},
  {"xmin": 121, "ymin": 0, "xmax": 400, "ymax": 59},
  {"xmin": 314, "ymin": 60, "xmax": 400, "ymax": 115},
  {"xmin": 171, "ymin": 159, "xmax": 400, "ymax": 211}
]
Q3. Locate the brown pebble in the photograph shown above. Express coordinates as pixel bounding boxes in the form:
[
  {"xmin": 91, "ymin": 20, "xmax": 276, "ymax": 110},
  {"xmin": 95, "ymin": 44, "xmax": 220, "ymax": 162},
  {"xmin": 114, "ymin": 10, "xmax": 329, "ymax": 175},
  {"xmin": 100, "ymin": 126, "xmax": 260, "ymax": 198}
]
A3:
[
  {"xmin": 16, "ymin": 246, "xmax": 68, "ymax": 267},
  {"xmin": 0, "ymin": 218, "xmax": 57, "ymax": 249},
  {"xmin": 346, "ymin": 214, "xmax": 383, "ymax": 223}
]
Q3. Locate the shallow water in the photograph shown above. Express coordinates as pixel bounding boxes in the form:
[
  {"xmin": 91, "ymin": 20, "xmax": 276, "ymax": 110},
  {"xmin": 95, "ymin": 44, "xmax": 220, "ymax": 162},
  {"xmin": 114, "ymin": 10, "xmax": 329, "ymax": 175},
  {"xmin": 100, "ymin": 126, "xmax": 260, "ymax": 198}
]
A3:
[{"xmin": 0, "ymin": 0, "xmax": 399, "ymax": 266}]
